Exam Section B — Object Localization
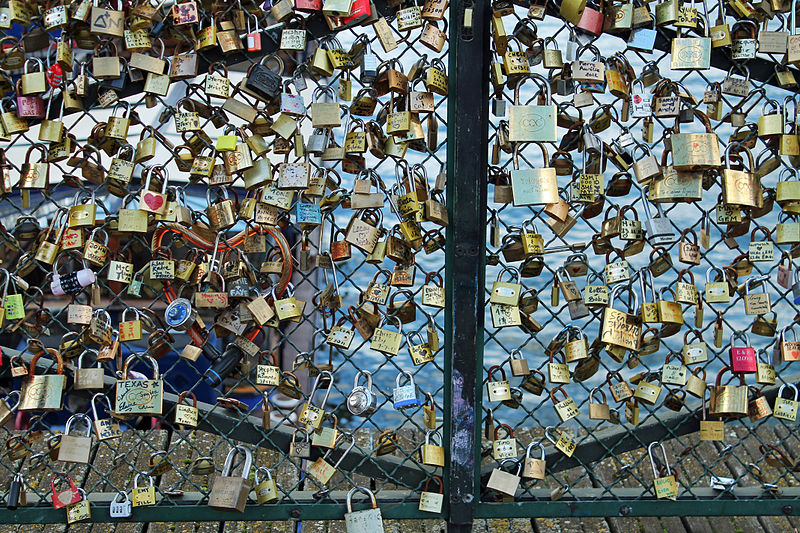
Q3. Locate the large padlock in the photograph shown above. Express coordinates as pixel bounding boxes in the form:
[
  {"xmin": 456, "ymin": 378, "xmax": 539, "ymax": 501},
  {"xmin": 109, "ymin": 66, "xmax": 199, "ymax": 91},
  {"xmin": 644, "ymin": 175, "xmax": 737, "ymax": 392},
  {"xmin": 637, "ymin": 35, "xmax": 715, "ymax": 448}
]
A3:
[
  {"xmin": 344, "ymin": 486, "xmax": 385, "ymax": 533},
  {"xmin": 709, "ymin": 366, "xmax": 748, "ymax": 417},
  {"xmin": 57, "ymin": 414, "xmax": 93, "ymax": 464},
  {"xmin": 208, "ymin": 445, "xmax": 253, "ymax": 512},
  {"xmin": 508, "ymin": 74, "xmax": 557, "ymax": 142},
  {"xmin": 115, "ymin": 353, "xmax": 163, "ymax": 415},
  {"xmin": 19, "ymin": 342, "xmax": 66, "ymax": 411}
]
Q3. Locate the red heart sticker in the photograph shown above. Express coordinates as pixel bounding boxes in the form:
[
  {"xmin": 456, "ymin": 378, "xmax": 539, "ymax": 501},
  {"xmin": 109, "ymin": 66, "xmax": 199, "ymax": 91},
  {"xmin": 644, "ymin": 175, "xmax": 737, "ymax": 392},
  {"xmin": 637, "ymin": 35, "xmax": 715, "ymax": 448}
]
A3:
[{"xmin": 143, "ymin": 192, "xmax": 163, "ymax": 210}]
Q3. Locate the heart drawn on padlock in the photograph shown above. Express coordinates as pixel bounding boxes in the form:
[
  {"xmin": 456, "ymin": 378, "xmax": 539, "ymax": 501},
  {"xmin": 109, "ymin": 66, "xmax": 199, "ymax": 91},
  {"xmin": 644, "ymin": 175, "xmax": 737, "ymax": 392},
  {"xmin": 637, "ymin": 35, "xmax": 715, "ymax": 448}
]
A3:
[
  {"xmin": 143, "ymin": 193, "xmax": 164, "ymax": 211},
  {"xmin": 58, "ymin": 489, "xmax": 77, "ymax": 506}
]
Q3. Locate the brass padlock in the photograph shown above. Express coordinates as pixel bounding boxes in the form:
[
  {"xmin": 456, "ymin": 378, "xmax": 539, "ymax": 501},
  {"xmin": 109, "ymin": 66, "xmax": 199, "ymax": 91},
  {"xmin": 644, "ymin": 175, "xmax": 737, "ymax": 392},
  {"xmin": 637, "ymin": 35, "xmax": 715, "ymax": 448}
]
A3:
[{"xmin": 208, "ymin": 445, "xmax": 253, "ymax": 512}]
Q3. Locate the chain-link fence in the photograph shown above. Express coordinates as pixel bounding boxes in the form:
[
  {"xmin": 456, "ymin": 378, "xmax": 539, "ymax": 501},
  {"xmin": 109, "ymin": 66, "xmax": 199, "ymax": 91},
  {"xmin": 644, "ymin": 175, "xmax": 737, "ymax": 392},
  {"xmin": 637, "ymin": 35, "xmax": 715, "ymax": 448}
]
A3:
[
  {"xmin": 480, "ymin": 0, "xmax": 800, "ymax": 520},
  {"xmin": 0, "ymin": 0, "xmax": 451, "ymax": 527},
  {"xmin": 1, "ymin": 0, "xmax": 800, "ymax": 529}
]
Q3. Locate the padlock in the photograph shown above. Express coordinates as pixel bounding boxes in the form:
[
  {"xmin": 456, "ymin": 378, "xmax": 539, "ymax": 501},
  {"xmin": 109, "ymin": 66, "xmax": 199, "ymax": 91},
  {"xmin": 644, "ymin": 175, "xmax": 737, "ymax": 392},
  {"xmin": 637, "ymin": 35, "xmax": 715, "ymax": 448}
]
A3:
[
  {"xmin": 550, "ymin": 386, "xmax": 580, "ymax": 422},
  {"xmin": 347, "ymin": 370, "xmax": 379, "ymax": 416},
  {"xmin": 208, "ymin": 445, "xmax": 252, "ymax": 512},
  {"xmin": 174, "ymin": 391, "xmax": 199, "ymax": 428},
  {"xmin": 91, "ymin": 393, "xmax": 121, "ymax": 440},
  {"xmin": 393, "ymin": 371, "xmax": 421, "ymax": 409},
  {"xmin": 289, "ymin": 428, "xmax": 312, "ymax": 459},
  {"xmin": 115, "ymin": 353, "xmax": 163, "ymax": 415},
  {"xmin": 589, "ymin": 388, "xmax": 612, "ymax": 420},
  {"xmin": 370, "ymin": 315, "xmax": 403, "ymax": 355},
  {"xmin": 421, "ymin": 430, "xmax": 445, "ymax": 467},
  {"xmin": 254, "ymin": 467, "xmax": 279, "ymax": 504},
  {"xmin": 56, "ymin": 414, "xmax": 93, "ymax": 464},
  {"xmin": 722, "ymin": 143, "xmax": 760, "ymax": 208},
  {"xmin": 487, "ymin": 365, "xmax": 513, "ymax": 401},
  {"xmin": 509, "ymin": 74, "xmax": 557, "ymax": 142},
  {"xmin": 309, "ymin": 433, "xmax": 356, "ymax": 485},
  {"xmin": 682, "ymin": 329, "xmax": 709, "ymax": 366},
  {"xmin": 418, "ymin": 476, "xmax": 444, "ymax": 513},
  {"xmin": 50, "ymin": 473, "xmax": 81, "ymax": 510},
  {"xmin": 344, "ymin": 486, "xmax": 385, "ymax": 533},
  {"xmin": 671, "ymin": 20, "xmax": 711, "ymax": 70},
  {"xmin": 661, "ymin": 352, "xmax": 687, "ymax": 386},
  {"xmin": 109, "ymin": 491, "xmax": 132, "ymax": 518},
  {"xmin": 648, "ymin": 442, "xmax": 678, "ymax": 499},
  {"xmin": 633, "ymin": 372, "xmax": 662, "ymax": 405},
  {"xmin": 19, "ymin": 343, "xmax": 66, "ymax": 412},
  {"xmin": 7, "ymin": 472, "xmax": 26, "ymax": 511},
  {"xmin": 774, "ymin": 384, "xmax": 799, "ymax": 421},
  {"xmin": 709, "ymin": 366, "xmax": 748, "ymax": 417},
  {"xmin": 756, "ymin": 349, "xmax": 776, "ymax": 385},
  {"xmin": 601, "ymin": 284, "xmax": 642, "ymax": 352},
  {"xmin": 704, "ymin": 267, "xmax": 730, "ymax": 303},
  {"xmin": 74, "ymin": 349, "xmax": 104, "ymax": 390},
  {"xmin": 300, "ymin": 371, "xmax": 334, "ymax": 429},
  {"xmin": 744, "ymin": 275, "xmax": 771, "ymax": 316}
]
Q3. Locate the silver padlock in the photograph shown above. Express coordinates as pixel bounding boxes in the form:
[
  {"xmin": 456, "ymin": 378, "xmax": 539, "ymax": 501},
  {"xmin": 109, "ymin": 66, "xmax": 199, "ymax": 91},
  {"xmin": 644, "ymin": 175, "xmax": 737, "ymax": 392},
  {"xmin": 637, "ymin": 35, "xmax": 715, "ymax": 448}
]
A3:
[
  {"xmin": 347, "ymin": 370, "xmax": 378, "ymax": 416},
  {"xmin": 307, "ymin": 128, "xmax": 329, "ymax": 155},
  {"xmin": 109, "ymin": 491, "xmax": 132, "ymax": 518},
  {"xmin": 344, "ymin": 486, "xmax": 385, "ymax": 533},
  {"xmin": 641, "ymin": 185, "xmax": 677, "ymax": 245},
  {"xmin": 392, "ymin": 371, "xmax": 420, "ymax": 410}
]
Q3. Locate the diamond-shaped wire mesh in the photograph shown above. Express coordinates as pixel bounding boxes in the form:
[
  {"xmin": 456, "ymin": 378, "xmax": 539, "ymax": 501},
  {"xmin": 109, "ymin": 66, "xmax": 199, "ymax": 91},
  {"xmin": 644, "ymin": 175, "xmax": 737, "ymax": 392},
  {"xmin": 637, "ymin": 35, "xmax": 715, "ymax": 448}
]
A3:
[
  {"xmin": 0, "ymin": 0, "xmax": 448, "ymax": 525},
  {"xmin": 482, "ymin": 1, "xmax": 800, "ymax": 511}
]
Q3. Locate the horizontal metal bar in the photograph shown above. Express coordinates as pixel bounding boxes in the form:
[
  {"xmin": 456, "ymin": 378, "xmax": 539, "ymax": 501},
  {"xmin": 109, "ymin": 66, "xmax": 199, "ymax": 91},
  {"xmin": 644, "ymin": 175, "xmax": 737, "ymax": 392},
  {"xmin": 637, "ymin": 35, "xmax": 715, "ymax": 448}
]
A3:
[
  {"xmin": 2, "ymin": 492, "xmax": 435, "ymax": 524},
  {"xmin": 476, "ymin": 488, "xmax": 800, "ymax": 517},
  {"xmin": 13, "ymin": 347, "xmax": 437, "ymax": 489}
]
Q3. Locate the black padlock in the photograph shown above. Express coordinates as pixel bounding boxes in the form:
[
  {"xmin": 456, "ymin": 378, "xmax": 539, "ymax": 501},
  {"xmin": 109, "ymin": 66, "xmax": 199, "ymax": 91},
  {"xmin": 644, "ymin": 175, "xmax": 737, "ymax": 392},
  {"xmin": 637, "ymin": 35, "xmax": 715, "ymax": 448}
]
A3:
[
  {"xmin": 7, "ymin": 473, "xmax": 24, "ymax": 510},
  {"xmin": 245, "ymin": 64, "xmax": 282, "ymax": 101}
]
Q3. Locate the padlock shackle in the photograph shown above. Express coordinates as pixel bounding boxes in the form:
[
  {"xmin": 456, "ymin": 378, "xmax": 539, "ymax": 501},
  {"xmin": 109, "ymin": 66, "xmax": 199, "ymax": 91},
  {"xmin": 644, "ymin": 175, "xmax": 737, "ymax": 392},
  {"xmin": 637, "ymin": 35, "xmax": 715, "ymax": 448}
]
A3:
[
  {"xmin": 778, "ymin": 383, "xmax": 799, "ymax": 400},
  {"xmin": 221, "ymin": 444, "xmax": 253, "ymax": 479},
  {"xmin": 346, "ymin": 486, "xmax": 377, "ymax": 512},
  {"xmin": 90, "ymin": 392, "xmax": 112, "ymax": 421},
  {"xmin": 647, "ymin": 441, "xmax": 670, "ymax": 477}
]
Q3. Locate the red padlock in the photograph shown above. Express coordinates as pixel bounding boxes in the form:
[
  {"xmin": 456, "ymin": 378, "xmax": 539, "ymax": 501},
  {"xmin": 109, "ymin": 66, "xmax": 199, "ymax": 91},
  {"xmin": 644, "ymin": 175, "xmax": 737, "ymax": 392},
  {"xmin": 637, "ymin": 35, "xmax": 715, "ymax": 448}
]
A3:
[
  {"xmin": 245, "ymin": 14, "xmax": 262, "ymax": 52},
  {"xmin": 46, "ymin": 64, "xmax": 63, "ymax": 88},
  {"xmin": 51, "ymin": 473, "xmax": 82, "ymax": 509},
  {"xmin": 729, "ymin": 332, "xmax": 756, "ymax": 373}
]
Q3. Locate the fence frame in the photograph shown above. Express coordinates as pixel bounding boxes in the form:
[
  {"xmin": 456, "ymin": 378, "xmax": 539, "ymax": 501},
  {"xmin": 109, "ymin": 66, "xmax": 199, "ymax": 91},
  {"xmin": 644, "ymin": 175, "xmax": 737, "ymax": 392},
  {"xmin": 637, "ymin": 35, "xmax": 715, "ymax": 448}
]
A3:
[{"xmin": 2, "ymin": 0, "xmax": 800, "ymax": 529}]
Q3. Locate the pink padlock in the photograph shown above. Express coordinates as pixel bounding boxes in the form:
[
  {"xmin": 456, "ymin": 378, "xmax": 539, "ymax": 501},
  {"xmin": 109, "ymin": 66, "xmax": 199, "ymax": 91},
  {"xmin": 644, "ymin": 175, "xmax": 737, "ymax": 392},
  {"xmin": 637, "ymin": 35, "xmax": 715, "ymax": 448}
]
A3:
[
  {"xmin": 729, "ymin": 332, "xmax": 756, "ymax": 373},
  {"xmin": 577, "ymin": 0, "xmax": 605, "ymax": 35},
  {"xmin": 15, "ymin": 80, "xmax": 45, "ymax": 119}
]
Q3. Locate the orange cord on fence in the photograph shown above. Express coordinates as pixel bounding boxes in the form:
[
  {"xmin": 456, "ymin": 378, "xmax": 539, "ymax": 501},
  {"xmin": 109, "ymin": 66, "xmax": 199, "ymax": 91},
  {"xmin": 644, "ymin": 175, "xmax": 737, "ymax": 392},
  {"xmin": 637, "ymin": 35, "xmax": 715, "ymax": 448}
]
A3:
[{"xmin": 151, "ymin": 223, "xmax": 294, "ymax": 346}]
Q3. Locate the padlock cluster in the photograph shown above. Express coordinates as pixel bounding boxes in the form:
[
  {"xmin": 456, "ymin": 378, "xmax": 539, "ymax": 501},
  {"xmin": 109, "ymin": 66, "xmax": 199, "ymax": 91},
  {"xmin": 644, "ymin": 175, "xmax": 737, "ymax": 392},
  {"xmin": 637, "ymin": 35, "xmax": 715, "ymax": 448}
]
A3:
[
  {"xmin": 484, "ymin": 0, "xmax": 800, "ymax": 502},
  {"xmin": 0, "ymin": 0, "xmax": 450, "ymax": 523}
]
